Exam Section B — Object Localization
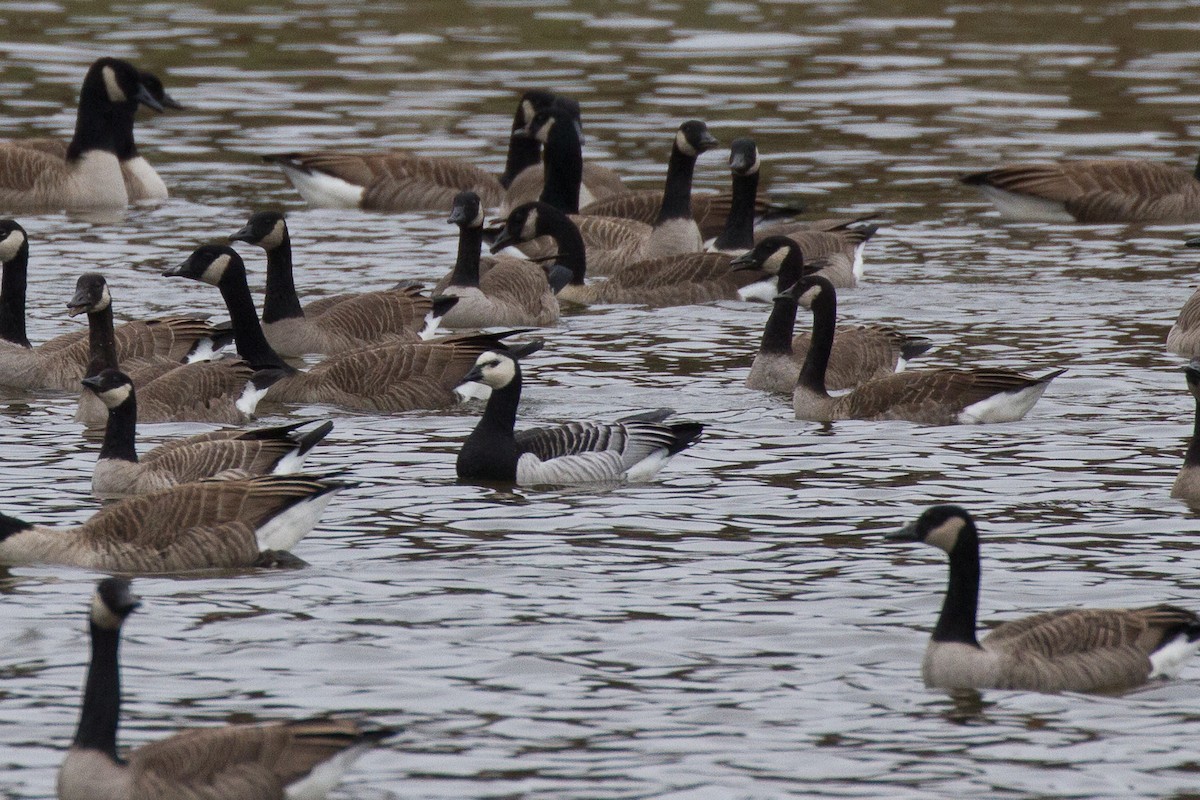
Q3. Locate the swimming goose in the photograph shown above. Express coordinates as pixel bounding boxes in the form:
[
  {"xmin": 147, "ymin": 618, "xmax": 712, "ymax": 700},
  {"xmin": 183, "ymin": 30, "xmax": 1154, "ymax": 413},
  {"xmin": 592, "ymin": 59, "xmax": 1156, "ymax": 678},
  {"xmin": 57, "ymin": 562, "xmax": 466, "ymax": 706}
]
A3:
[
  {"xmin": 0, "ymin": 58, "xmax": 164, "ymax": 211},
  {"xmin": 491, "ymin": 202, "xmax": 769, "ymax": 307},
  {"xmin": 748, "ymin": 281, "xmax": 933, "ymax": 392},
  {"xmin": 0, "ymin": 474, "xmax": 344, "ymax": 571},
  {"xmin": 729, "ymin": 232, "xmax": 876, "ymax": 302},
  {"xmin": 67, "ymin": 273, "xmax": 278, "ymax": 427},
  {"xmin": 885, "ymin": 505, "xmax": 1200, "ymax": 692},
  {"xmin": 229, "ymin": 210, "xmax": 453, "ymax": 355},
  {"xmin": 0, "ymin": 226, "xmax": 216, "ymax": 391},
  {"xmin": 433, "ymin": 190, "xmax": 563, "ymax": 327},
  {"xmin": 83, "ymin": 368, "xmax": 333, "ymax": 498},
  {"xmin": 457, "ymin": 346, "xmax": 703, "ymax": 484},
  {"xmin": 57, "ymin": 578, "xmax": 393, "ymax": 800},
  {"xmin": 1172, "ymin": 362, "xmax": 1200, "ymax": 503},
  {"xmin": 791, "ymin": 275, "xmax": 1063, "ymax": 424},
  {"xmin": 1166, "ymin": 237, "xmax": 1200, "ymax": 358},
  {"xmin": 961, "ymin": 156, "xmax": 1200, "ymax": 223},
  {"xmin": 164, "ymin": 244, "xmax": 525, "ymax": 413}
]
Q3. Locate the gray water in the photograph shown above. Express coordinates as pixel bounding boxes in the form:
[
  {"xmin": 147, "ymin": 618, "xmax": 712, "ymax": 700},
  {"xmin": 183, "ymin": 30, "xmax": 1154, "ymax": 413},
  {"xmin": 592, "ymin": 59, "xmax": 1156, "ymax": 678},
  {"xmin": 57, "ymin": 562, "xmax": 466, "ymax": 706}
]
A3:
[{"xmin": 4, "ymin": 1, "xmax": 1200, "ymax": 797}]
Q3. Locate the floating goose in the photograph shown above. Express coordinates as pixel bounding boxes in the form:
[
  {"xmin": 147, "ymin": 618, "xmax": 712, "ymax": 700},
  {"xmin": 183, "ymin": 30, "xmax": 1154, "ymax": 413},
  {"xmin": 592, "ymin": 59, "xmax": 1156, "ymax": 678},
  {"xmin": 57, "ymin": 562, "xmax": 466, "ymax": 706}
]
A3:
[
  {"xmin": 1172, "ymin": 362, "xmax": 1200, "ymax": 503},
  {"xmin": 1166, "ymin": 236, "xmax": 1200, "ymax": 358},
  {"xmin": 730, "ymin": 232, "xmax": 876, "ymax": 302},
  {"xmin": 0, "ymin": 474, "xmax": 344, "ymax": 571},
  {"xmin": 57, "ymin": 578, "xmax": 393, "ymax": 800},
  {"xmin": 229, "ymin": 210, "xmax": 453, "ymax": 355},
  {"xmin": 885, "ymin": 505, "xmax": 1200, "ymax": 692},
  {"xmin": 84, "ymin": 368, "xmax": 333, "ymax": 498},
  {"xmin": 790, "ymin": 274, "xmax": 1063, "ymax": 424},
  {"xmin": 456, "ymin": 344, "xmax": 703, "ymax": 484},
  {"xmin": 748, "ymin": 280, "xmax": 933, "ymax": 392},
  {"xmin": 961, "ymin": 156, "xmax": 1200, "ymax": 223},
  {"xmin": 0, "ymin": 58, "xmax": 164, "ymax": 211},
  {"xmin": 164, "ymin": 244, "xmax": 526, "ymax": 413},
  {"xmin": 491, "ymin": 202, "xmax": 769, "ymax": 307}
]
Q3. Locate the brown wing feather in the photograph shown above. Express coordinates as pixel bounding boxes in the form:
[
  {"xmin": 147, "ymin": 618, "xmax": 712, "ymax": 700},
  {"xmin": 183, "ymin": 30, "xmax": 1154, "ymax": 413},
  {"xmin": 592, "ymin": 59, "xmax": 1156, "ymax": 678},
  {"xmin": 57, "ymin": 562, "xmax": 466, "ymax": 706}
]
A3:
[
  {"xmin": 791, "ymin": 325, "xmax": 904, "ymax": 389},
  {"xmin": 503, "ymin": 162, "xmax": 628, "ymax": 211},
  {"xmin": 135, "ymin": 359, "xmax": 256, "ymax": 424},
  {"xmin": 309, "ymin": 284, "xmax": 429, "ymax": 345},
  {"xmin": 833, "ymin": 368, "xmax": 1052, "ymax": 424},
  {"xmin": 0, "ymin": 144, "xmax": 69, "ymax": 194},
  {"xmin": 1168, "ymin": 287, "xmax": 1200, "ymax": 357}
]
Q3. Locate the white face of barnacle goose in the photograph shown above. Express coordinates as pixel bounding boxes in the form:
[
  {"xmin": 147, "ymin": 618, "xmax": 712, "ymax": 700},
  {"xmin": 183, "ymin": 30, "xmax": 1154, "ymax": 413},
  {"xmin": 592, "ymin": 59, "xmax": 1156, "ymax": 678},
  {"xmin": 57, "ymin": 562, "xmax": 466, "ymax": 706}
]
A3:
[{"xmin": 471, "ymin": 351, "xmax": 518, "ymax": 389}]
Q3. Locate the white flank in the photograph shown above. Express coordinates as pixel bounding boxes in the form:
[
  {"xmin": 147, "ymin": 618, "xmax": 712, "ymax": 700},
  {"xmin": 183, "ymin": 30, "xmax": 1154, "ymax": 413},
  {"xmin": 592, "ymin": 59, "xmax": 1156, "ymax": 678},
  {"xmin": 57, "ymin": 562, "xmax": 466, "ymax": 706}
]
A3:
[
  {"xmin": 957, "ymin": 382, "xmax": 1051, "ymax": 424},
  {"xmin": 623, "ymin": 449, "xmax": 671, "ymax": 482},
  {"xmin": 454, "ymin": 381, "xmax": 492, "ymax": 402},
  {"xmin": 418, "ymin": 310, "xmax": 440, "ymax": 341},
  {"xmin": 738, "ymin": 278, "xmax": 779, "ymax": 303},
  {"xmin": 976, "ymin": 185, "xmax": 1076, "ymax": 223},
  {"xmin": 284, "ymin": 744, "xmax": 370, "ymax": 800},
  {"xmin": 277, "ymin": 163, "xmax": 364, "ymax": 209},
  {"xmin": 236, "ymin": 381, "xmax": 271, "ymax": 417},
  {"xmin": 1149, "ymin": 633, "xmax": 1200, "ymax": 679},
  {"xmin": 254, "ymin": 490, "xmax": 338, "ymax": 552}
]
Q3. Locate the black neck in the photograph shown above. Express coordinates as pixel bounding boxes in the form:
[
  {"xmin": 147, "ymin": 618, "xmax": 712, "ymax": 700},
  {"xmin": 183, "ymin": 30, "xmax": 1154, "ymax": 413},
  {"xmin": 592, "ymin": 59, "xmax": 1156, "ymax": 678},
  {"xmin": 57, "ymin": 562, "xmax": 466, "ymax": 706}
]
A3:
[
  {"xmin": 760, "ymin": 294, "xmax": 797, "ymax": 356},
  {"xmin": 796, "ymin": 284, "xmax": 834, "ymax": 396},
  {"xmin": 0, "ymin": 241, "xmax": 30, "ymax": 348},
  {"xmin": 932, "ymin": 525, "xmax": 982, "ymax": 646},
  {"xmin": 447, "ymin": 223, "xmax": 484, "ymax": 288},
  {"xmin": 0, "ymin": 512, "xmax": 32, "ymax": 542},
  {"xmin": 775, "ymin": 246, "xmax": 808, "ymax": 292},
  {"xmin": 535, "ymin": 205, "xmax": 587, "ymax": 283},
  {"xmin": 260, "ymin": 229, "xmax": 303, "ymax": 324},
  {"xmin": 656, "ymin": 144, "xmax": 699, "ymax": 225},
  {"xmin": 109, "ymin": 105, "xmax": 138, "ymax": 161},
  {"xmin": 219, "ymin": 266, "xmax": 292, "ymax": 371},
  {"xmin": 538, "ymin": 120, "xmax": 583, "ymax": 214},
  {"xmin": 1194, "ymin": 153, "xmax": 1200, "ymax": 181},
  {"xmin": 73, "ymin": 621, "xmax": 122, "ymax": 760},
  {"xmin": 1187, "ymin": 395, "xmax": 1200, "ymax": 468},
  {"xmin": 98, "ymin": 391, "xmax": 138, "ymax": 463},
  {"xmin": 85, "ymin": 305, "xmax": 120, "ymax": 378},
  {"xmin": 500, "ymin": 134, "xmax": 541, "ymax": 189},
  {"xmin": 66, "ymin": 80, "xmax": 128, "ymax": 161},
  {"xmin": 712, "ymin": 169, "xmax": 759, "ymax": 251},
  {"xmin": 479, "ymin": 369, "xmax": 522, "ymax": 439}
]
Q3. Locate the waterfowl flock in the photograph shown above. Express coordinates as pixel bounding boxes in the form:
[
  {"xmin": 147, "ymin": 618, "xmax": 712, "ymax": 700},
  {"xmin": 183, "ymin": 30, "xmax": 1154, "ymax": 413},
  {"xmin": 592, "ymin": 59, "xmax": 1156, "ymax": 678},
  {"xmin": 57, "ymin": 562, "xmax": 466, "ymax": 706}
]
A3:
[{"xmin": 4, "ymin": 41, "xmax": 1200, "ymax": 796}]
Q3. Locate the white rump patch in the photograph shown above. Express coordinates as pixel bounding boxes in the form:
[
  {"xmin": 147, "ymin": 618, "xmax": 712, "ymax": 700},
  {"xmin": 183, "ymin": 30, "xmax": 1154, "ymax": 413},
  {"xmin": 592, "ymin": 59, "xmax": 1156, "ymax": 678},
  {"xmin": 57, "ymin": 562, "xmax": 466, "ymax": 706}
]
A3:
[
  {"xmin": 236, "ymin": 380, "xmax": 271, "ymax": 417},
  {"xmin": 1149, "ymin": 632, "xmax": 1200, "ymax": 679},
  {"xmin": 623, "ymin": 450, "xmax": 671, "ymax": 482},
  {"xmin": 0, "ymin": 229, "xmax": 25, "ymax": 261},
  {"xmin": 276, "ymin": 163, "xmax": 364, "ymax": 209},
  {"xmin": 254, "ymin": 490, "xmax": 337, "ymax": 552},
  {"xmin": 285, "ymin": 743, "xmax": 371, "ymax": 800},
  {"xmin": 957, "ymin": 381, "xmax": 1052, "ymax": 424},
  {"xmin": 975, "ymin": 185, "xmax": 1076, "ymax": 223},
  {"xmin": 271, "ymin": 446, "xmax": 310, "ymax": 476},
  {"xmin": 852, "ymin": 242, "xmax": 867, "ymax": 281},
  {"xmin": 186, "ymin": 337, "xmax": 219, "ymax": 363},
  {"xmin": 895, "ymin": 357, "xmax": 909, "ymax": 373},
  {"xmin": 738, "ymin": 277, "xmax": 779, "ymax": 303},
  {"xmin": 418, "ymin": 310, "xmax": 440, "ymax": 341},
  {"xmin": 102, "ymin": 66, "xmax": 126, "ymax": 103}
]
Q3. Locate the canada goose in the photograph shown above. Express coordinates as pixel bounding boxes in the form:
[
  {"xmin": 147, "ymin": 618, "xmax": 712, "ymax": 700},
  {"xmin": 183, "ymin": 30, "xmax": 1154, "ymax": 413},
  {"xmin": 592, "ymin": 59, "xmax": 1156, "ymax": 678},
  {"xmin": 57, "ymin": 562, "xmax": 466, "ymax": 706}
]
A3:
[
  {"xmin": 67, "ymin": 273, "xmax": 280, "ymax": 427},
  {"xmin": 961, "ymin": 156, "xmax": 1200, "ymax": 223},
  {"xmin": 790, "ymin": 274, "xmax": 1063, "ymax": 424},
  {"xmin": 164, "ymin": 244, "xmax": 525, "ymax": 413},
  {"xmin": 0, "ymin": 226, "xmax": 216, "ymax": 391},
  {"xmin": 748, "ymin": 281, "xmax": 933, "ymax": 392},
  {"xmin": 885, "ymin": 505, "xmax": 1200, "ymax": 692},
  {"xmin": 1172, "ymin": 362, "xmax": 1200, "ymax": 503},
  {"xmin": 457, "ymin": 345, "xmax": 703, "ymax": 484},
  {"xmin": 229, "ymin": 210, "xmax": 453, "ymax": 355},
  {"xmin": 58, "ymin": 578, "xmax": 393, "ymax": 800},
  {"xmin": 0, "ymin": 58, "xmax": 164, "ymax": 211},
  {"xmin": 491, "ymin": 202, "xmax": 770, "ymax": 307},
  {"xmin": 729, "ymin": 232, "xmax": 876, "ymax": 302},
  {"xmin": 1166, "ymin": 236, "xmax": 1200, "ymax": 358},
  {"xmin": 0, "ymin": 474, "xmax": 343, "ymax": 571},
  {"xmin": 83, "ymin": 368, "xmax": 333, "ymax": 498}
]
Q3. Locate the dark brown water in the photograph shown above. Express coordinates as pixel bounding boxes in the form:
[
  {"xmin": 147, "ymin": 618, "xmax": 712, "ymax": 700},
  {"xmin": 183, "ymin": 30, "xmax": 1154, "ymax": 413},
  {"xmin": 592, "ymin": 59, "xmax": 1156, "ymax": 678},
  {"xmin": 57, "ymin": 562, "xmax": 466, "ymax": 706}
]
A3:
[{"xmin": 3, "ymin": 2, "xmax": 1200, "ymax": 798}]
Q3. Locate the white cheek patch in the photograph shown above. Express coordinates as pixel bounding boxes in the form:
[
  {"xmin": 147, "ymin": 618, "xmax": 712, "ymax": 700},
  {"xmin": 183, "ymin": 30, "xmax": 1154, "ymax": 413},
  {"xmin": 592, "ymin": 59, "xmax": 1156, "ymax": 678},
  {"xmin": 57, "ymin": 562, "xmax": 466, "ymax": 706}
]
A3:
[
  {"xmin": 0, "ymin": 229, "xmax": 25, "ymax": 262},
  {"xmin": 98, "ymin": 384, "xmax": 132, "ymax": 408},
  {"xmin": 90, "ymin": 593, "xmax": 125, "ymax": 631},
  {"xmin": 675, "ymin": 129, "xmax": 697, "ymax": 157},
  {"xmin": 925, "ymin": 517, "xmax": 965, "ymax": 553},
  {"xmin": 201, "ymin": 254, "xmax": 231, "ymax": 285},
  {"xmin": 102, "ymin": 66, "xmax": 126, "ymax": 103},
  {"xmin": 798, "ymin": 285, "xmax": 822, "ymax": 306},
  {"xmin": 520, "ymin": 99, "xmax": 535, "ymax": 127},
  {"xmin": 486, "ymin": 356, "xmax": 517, "ymax": 389},
  {"xmin": 745, "ymin": 155, "xmax": 760, "ymax": 174},
  {"xmin": 94, "ymin": 284, "xmax": 112, "ymax": 312},
  {"xmin": 472, "ymin": 206, "xmax": 485, "ymax": 227},
  {"xmin": 261, "ymin": 220, "xmax": 286, "ymax": 250},
  {"xmin": 536, "ymin": 117, "xmax": 555, "ymax": 144},
  {"xmin": 521, "ymin": 210, "xmax": 538, "ymax": 241},
  {"xmin": 764, "ymin": 248, "xmax": 788, "ymax": 273}
]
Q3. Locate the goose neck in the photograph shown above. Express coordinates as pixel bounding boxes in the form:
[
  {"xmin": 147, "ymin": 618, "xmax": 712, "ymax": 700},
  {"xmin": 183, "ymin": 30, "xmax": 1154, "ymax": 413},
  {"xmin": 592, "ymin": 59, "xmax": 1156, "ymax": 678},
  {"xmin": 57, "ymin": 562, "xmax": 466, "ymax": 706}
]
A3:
[
  {"xmin": 656, "ymin": 144, "xmax": 699, "ymax": 224},
  {"xmin": 539, "ymin": 121, "xmax": 583, "ymax": 214},
  {"xmin": 537, "ymin": 207, "xmax": 587, "ymax": 284},
  {"xmin": 500, "ymin": 135, "xmax": 541, "ymax": 189},
  {"xmin": 0, "ymin": 241, "xmax": 30, "ymax": 348},
  {"xmin": 1187, "ymin": 396, "xmax": 1200, "ymax": 467},
  {"xmin": 712, "ymin": 169, "xmax": 759, "ymax": 251},
  {"xmin": 73, "ymin": 622, "xmax": 122, "ymax": 760},
  {"xmin": 796, "ymin": 285, "xmax": 835, "ymax": 396},
  {"xmin": 85, "ymin": 305, "xmax": 120, "ymax": 378},
  {"xmin": 760, "ymin": 295, "xmax": 797, "ymax": 356},
  {"xmin": 219, "ymin": 268, "xmax": 290, "ymax": 371},
  {"xmin": 261, "ymin": 229, "xmax": 303, "ymax": 324},
  {"xmin": 933, "ymin": 523, "xmax": 982, "ymax": 646},
  {"xmin": 66, "ymin": 80, "xmax": 128, "ymax": 161},
  {"xmin": 479, "ymin": 369, "xmax": 522, "ymax": 435},
  {"xmin": 98, "ymin": 391, "xmax": 138, "ymax": 463},
  {"xmin": 448, "ymin": 223, "xmax": 484, "ymax": 288}
]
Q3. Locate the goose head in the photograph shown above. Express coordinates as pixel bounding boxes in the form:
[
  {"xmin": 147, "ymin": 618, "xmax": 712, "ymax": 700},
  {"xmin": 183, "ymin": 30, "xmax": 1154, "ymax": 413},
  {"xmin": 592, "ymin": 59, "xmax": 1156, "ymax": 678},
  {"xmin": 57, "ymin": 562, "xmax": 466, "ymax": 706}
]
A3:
[
  {"xmin": 521, "ymin": 98, "xmax": 584, "ymax": 146},
  {"xmin": 0, "ymin": 220, "xmax": 28, "ymax": 263},
  {"xmin": 490, "ymin": 202, "xmax": 545, "ymax": 252},
  {"xmin": 448, "ymin": 191, "xmax": 485, "ymax": 229},
  {"xmin": 886, "ymin": 505, "xmax": 974, "ymax": 555},
  {"xmin": 460, "ymin": 350, "xmax": 519, "ymax": 390},
  {"xmin": 66, "ymin": 273, "xmax": 112, "ymax": 317},
  {"xmin": 81, "ymin": 368, "xmax": 134, "ymax": 410},
  {"xmin": 731, "ymin": 235, "xmax": 803, "ymax": 277},
  {"xmin": 82, "ymin": 58, "xmax": 163, "ymax": 113},
  {"xmin": 91, "ymin": 577, "xmax": 140, "ymax": 632},
  {"xmin": 513, "ymin": 89, "xmax": 558, "ymax": 134},
  {"xmin": 674, "ymin": 120, "xmax": 719, "ymax": 158},
  {"xmin": 729, "ymin": 138, "xmax": 760, "ymax": 176},
  {"xmin": 230, "ymin": 211, "xmax": 287, "ymax": 251},
  {"xmin": 138, "ymin": 71, "xmax": 183, "ymax": 110},
  {"xmin": 163, "ymin": 244, "xmax": 246, "ymax": 287}
]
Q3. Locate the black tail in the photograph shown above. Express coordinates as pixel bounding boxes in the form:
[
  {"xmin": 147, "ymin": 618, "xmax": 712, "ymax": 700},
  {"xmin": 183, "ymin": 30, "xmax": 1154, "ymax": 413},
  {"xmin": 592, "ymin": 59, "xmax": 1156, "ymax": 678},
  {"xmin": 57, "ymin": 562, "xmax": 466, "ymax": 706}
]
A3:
[
  {"xmin": 666, "ymin": 422, "xmax": 705, "ymax": 455},
  {"xmin": 900, "ymin": 336, "xmax": 934, "ymax": 361}
]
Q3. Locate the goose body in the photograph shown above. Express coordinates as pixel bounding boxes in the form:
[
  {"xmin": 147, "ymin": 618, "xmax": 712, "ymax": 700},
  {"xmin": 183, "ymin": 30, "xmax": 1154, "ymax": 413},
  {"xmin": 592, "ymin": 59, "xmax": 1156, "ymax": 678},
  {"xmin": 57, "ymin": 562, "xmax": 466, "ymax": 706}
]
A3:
[
  {"xmin": 730, "ymin": 232, "xmax": 875, "ymax": 303},
  {"xmin": 456, "ymin": 347, "xmax": 704, "ymax": 485},
  {"xmin": 433, "ymin": 190, "xmax": 561, "ymax": 327},
  {"xmin": 1166, "ymin": 236, "xmax": 1200, "ymax": 358},
  {"xmin": 886, "ymin": 505, "xmax": 1200, "ymax": 692},
  {"xmin": 961, "ymin": 158, "xmax": 1200, "ymax": 223},
  {"xmin": 165, "ymin": 244, "xmax": 524, "ymax": 413},
  {"xmin": 790, "ymin": 275, "xmax": 1062, "ymax": 424},
  {"xmin": 1171, "ymin": 362, "xmax": 1200, "ymax": 503},
  {"xmin": 0, "ymin": 474, "xmax": 343, "ymax": 571},
  {"xmin": 230, "ymin": 211, "xmax": 451, "ymax": 356},
  {"xmin": 84, "ymin": 368, "xmax": 333, "ymax": 498},
  {"xmin": 58, "ymin": 579, "xmax": 392, "ymax": 800}
]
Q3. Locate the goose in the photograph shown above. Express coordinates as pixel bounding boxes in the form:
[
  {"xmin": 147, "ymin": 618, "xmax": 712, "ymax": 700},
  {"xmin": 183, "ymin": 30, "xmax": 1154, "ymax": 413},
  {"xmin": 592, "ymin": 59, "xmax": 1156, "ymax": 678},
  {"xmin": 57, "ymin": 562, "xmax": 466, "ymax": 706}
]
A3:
[
  {"xmin": 1166, "ymin": 236, "xmax": 1200, "ymax": 358},
  {"xmin": 457, "ymin": 345, "xmax": 703, "ymax": 484},
  {"xmin": 58, "ymin": 578, "xmax": 393, "ymax": 800},
  {"xmin": 83, "ymin": 368, "xmax": 333, "ymax": 498},
  {"xmin": 960, "ymin": 155, "xmax": 1200, "ymax": 223},
  {"xmin": 1172, "ymin": 362, "xmax": 1200, "ymax": 503},
  {"xmin": 0, "ymin": 474, "xmax": 344, "ymax": 571},
  {"xmin": 885, "ymin": 505, "xmax": 1200, "ymax": 692},
  {"xmin": 0, "ymin": 57, "xmax": 164, "ymax": 211},
  {"xmin": 748, "ymin": 281, "xmax": 933, "ymax": 393},
  {"xmin": 491, "ymin": 202, "xmax": 770, "ymax": 308},
  {"xmin": 229, "ymin": 210, "xmax": 454, "ymax": 356},
  {"xmin": 729, "ymin": 232, "xmax": 876, "ymax": 302},
  {"xmin": 790, "ymin": 274, "xmax": 1063, "ymax": 424},
  {"xmin": 67, "ymin": 273, "xmax": 280, "ymax": 427},
  {"xmin": 0, "ymin": 225, "xmax": 217, "ymax": 391},
  {"xmin": 164, "ymin": 244, "xmax": 526, "ymax": 413},
  {"xmin": 433, "ymin": 190, "xmax": 564, "ymax": 327}
]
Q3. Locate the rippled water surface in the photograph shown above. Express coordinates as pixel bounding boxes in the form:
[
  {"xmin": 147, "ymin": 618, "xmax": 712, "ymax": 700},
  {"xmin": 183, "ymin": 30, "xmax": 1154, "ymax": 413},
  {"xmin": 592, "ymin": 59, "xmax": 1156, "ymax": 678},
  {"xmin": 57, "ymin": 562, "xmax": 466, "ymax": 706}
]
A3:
[{"xmin": 5, "ymin": 1, "xmax": 1200, "ymax": 798}]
